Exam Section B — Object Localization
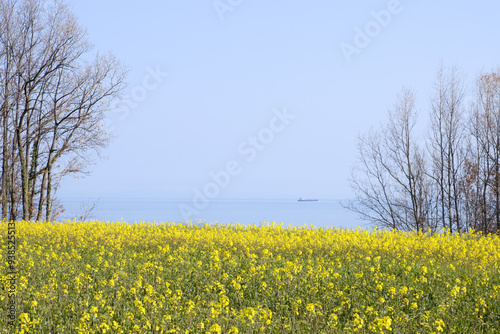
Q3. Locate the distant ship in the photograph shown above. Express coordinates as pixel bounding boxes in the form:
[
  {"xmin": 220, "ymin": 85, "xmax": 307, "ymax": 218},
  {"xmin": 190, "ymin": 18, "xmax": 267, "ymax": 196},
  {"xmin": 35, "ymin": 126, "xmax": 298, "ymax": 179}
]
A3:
[{"xmin": 298, "ymin": 198, "xmax": 318, "ymax": 202}]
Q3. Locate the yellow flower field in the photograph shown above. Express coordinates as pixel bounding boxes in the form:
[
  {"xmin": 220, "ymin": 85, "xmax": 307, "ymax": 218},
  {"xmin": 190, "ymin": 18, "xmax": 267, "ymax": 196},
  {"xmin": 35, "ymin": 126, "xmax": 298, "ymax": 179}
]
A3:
[{"xmin": 1, "ymin": 221, "xmax": 500, "ymax": 333}]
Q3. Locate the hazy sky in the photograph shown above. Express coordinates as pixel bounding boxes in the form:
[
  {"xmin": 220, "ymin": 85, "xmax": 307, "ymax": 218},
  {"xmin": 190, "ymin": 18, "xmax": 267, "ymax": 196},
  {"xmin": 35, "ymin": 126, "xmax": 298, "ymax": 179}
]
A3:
[{"xmin": 59, "ymin": 0, "xmax": 500, "ymax": 201}]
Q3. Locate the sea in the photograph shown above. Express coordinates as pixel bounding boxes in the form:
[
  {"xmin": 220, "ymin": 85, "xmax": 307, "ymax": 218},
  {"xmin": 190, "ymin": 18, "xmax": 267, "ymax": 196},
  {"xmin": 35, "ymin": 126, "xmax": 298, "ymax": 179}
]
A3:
[{"xmin": 58, "ymin": 198, "xmax": 366, "ymax": 229}]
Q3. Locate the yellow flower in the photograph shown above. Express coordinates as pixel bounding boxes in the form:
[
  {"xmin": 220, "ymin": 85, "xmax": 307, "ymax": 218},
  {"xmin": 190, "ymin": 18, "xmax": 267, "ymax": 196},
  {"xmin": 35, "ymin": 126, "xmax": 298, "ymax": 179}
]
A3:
[
  {"xmin": 353, "ymin": 313, "xmax": 364, "ymax": 331},
  {"xmin": 100, "ymin": 323, "xmax": 110, "ymax": 333},
  {"xmin": 434, "ymin": 319, "xmax": 445, "ymax": 332},
  {"xmin": 209, "ymin": 323, "xmax": 221, "ymax": 334}
]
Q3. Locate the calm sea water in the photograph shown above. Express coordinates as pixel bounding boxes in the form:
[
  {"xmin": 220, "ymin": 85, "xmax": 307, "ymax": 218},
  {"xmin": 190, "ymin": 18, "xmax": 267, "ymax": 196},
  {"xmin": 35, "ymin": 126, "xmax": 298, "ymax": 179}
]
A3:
[{"xmin": 59, "ymin": 198, "xmax": 366, "ymax": 229}]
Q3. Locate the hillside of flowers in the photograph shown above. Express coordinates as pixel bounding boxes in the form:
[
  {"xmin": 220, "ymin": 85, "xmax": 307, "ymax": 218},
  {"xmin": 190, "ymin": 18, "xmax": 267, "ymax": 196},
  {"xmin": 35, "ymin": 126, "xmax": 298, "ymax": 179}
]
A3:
[{"xmin": 1, "ymin": 221, "xmax": 500, "ymax": 333}]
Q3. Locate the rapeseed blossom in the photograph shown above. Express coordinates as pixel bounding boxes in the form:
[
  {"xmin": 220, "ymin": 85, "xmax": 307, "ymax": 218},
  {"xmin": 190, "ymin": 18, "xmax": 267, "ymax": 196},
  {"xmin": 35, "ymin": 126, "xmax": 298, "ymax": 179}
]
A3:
[{"xmin": 1, "ymin": 221, "xmax": 499, "ymax": 332}]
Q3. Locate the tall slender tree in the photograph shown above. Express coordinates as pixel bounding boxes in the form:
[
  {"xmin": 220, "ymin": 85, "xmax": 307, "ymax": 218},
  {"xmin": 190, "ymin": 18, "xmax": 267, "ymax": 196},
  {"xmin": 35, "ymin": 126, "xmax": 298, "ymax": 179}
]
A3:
[{"xmin": 428, "ymin": 66, "xmax": 466, "ymax": 232}]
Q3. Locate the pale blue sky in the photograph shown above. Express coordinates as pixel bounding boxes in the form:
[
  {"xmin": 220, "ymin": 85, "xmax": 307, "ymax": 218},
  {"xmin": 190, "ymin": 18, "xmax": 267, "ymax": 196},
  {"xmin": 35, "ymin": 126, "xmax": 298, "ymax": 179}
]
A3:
[{"xmin": 59, "ymin": 0, "xmax": 500, "ymax": 200}]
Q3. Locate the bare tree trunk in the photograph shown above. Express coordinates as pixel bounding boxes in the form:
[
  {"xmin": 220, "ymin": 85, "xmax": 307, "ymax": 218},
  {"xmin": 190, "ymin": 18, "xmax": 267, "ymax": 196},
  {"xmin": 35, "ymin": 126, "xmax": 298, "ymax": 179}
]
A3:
[
  {"xmin": 8, "ymin": 142, "xmax": 17, "ymax": 221},
  {"xmin": 45, "ymin": 161, "xmax": 53, "ymax": 220},
  {"xmin": 1, "ymin": 99, "xmax": 9, "ymax": 219},
  {"xmin": 16, "ymin": 126, "xmax": 29, "ymax": 219},
  {"xmin": 36, "ymin": 168, "xmax": 47, "ymax": 221}
]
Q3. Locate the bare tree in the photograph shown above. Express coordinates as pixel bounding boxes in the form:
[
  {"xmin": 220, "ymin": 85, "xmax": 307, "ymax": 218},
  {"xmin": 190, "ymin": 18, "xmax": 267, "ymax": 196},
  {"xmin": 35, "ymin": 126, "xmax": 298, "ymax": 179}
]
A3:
[
  {"xmin": 347, "ymin": 67, "xmax": 500, "ymax": 234},
  {"xmin": 0, "ymin": 0, "xmax": 125, "ymax": 221},
  {"xmin": 347, "ymin": 130, "xmax": 401, "ymax": 229},
  {"xmin": 467, "ymin": 71, "xmax": 500, "ymax": 233},
  {"xmin": 347, "ymin": 89, "xmax": 431, "ymax": 230},
  {"xmin": 428, "ymin": 65, "xmax": 466, "ymax": 232},
  {"xmin": 77, "ymin": 198, "xmax": 100, "ymax": 221}
]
